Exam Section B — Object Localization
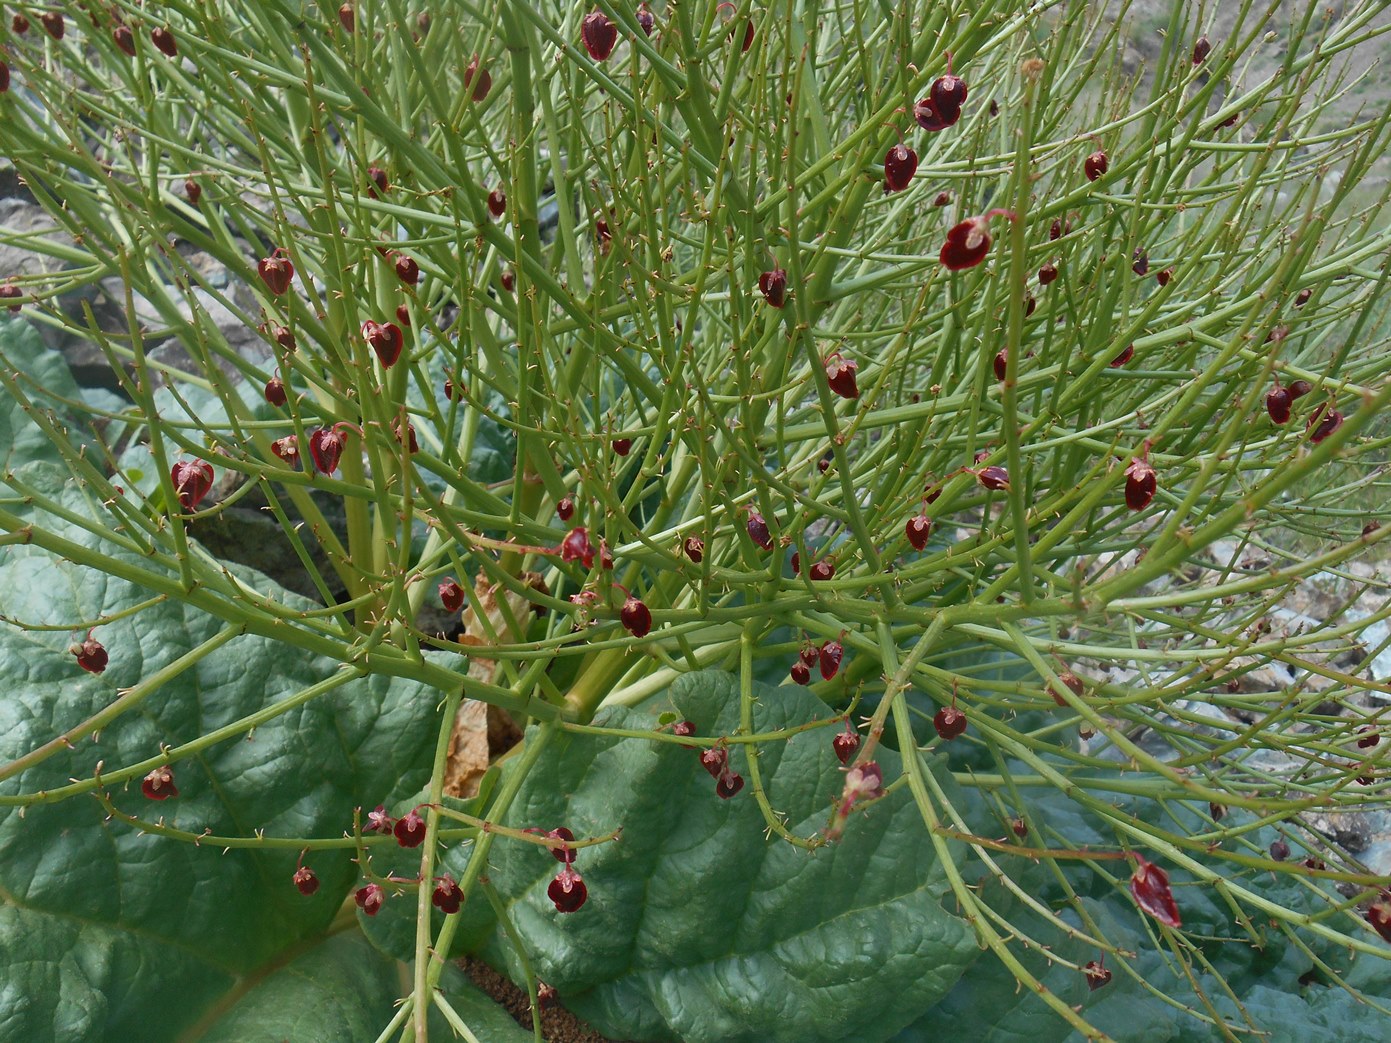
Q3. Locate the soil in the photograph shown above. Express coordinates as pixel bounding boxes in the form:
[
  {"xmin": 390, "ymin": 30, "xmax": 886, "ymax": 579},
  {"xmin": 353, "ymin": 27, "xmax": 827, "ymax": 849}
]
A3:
[{"xmin": 461, "ymin": 956, "xmax": 616, "ymax": 1043}]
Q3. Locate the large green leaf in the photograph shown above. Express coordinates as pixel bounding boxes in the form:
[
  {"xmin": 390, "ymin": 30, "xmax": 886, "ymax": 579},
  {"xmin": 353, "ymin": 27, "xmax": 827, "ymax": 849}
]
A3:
[
  {"xmin": 463, "ymin": 671, "xmax": 979, "ymax": 1043},
  {"xmin": 0, "ymin": 463, "xmax": 443, "ymax": 1042},
  {"xmin": 0, "ymin": 317, "xmax": 84, "ymax": 473}
]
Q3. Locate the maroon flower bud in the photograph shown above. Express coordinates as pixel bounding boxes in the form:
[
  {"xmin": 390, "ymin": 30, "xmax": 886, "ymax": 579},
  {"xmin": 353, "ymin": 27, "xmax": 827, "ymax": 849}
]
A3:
[
  {"xmin": 671, "ymin": 720, "xmax": 696, "ymax": 738},
  {"xmin": 264, "ymin": 377, "xmax": 287, "ymax": 407},
  {"xmin": 1109, "ymin": 344, "xmax": 1134, "ymax": 367},
  {"xmin": 1266, "ymin": 386, "xmax": 1292, "ymax": 424},
  {"xmin": 142, "ymin": 765, "xmax": 179, "ymax": 801},
  {"xmin": 363, "ymin": 320, "xmax": 404, "ymax": 368},
  {"xmin": 595, "ymin": 219, "xmax": 612, "ymax": 253},
  {"xmin": 171, "ymin": 459, "xmax": 215, "ymax": 511},
  {"xmin": 1358, "ymin": 726, "xmax": 1380, "ymax": 749},
  {"xmin": 1084, "ymin": 150, "xmax": 1109, "ymax": 182},
  {"xmin": 487, "ymin": 186, "xmax": 506, "ymax": 218},
  {"xmin": 683, "ymin": 535, "xmax": 704, "ymax": 562},
  {"xmin": 1038, "ymin": 263, "xmax": 1058, "ymax": 285},
  {"xmin": 976, "ymin": 465, "xmax": 1009, "ymax": 490},
  {"xmin": 1270, "ymin": 838, "xmax": 1290, "ymax": 861},
  {"xmin": 308, "ymin": 427, "xmax": 346, "ymax": 476},
  {"xmin": 809, "ymin": 560, "xmax": 835, "ymax": 582},
  {"xmin": 758, "ymin": 268, "xmax": 788, "ymax": 308},
  {"xmin": 930, "ymin": 65, "xmax": 968, "ymax": 119},
  {"xmin": 1308, "ymin": 404, "xmax": 1344, "ymax": 444},
  {"xmin": 1366, "ymin": 896, "xmax": 1391, "ymax": 943},
  {"xmin": 152, "ymin": 26, "xmax": 177, "ymax": 56},
  {"xmin": 699, "ymin": 747, "xmax": 728, "ymax": 779},
  {"xmin": 715, "ymin": 770, "xmax": 744, "ymax": 798},
  {"xmin": 832, "ymin": 724, "xmax": 860, "ymax": 765},
  {"xmin": 825, "ymin": 355, "xmax": 859, "ymax": 400},
  {"xmin": 934, "ymin": 706, "xmax": 967, "ymax": 740},
  {"xmin": 1050, "ymin": 671, "xmax": 1085, "ymax": 706},
  {"xmin": 1132, "ymin": 247, "xmax": 1149, "ymax": 276},
  {"xmin": 464, "ymin": 56, "xmax": 492, "ymax": 101},
  {"xmin": 883, "ymin": 144, "xmax": 918, "ymax": 193},
  {"xmin": 272, "ymin": 325, "xmax": 296, "ymax": 350},
  {"xmin": 432, "ymin": 874, "xmax": 463, "ymax": 913},
  {"xmin": 905, "ymin": 514, "xmax": 932, "ymax": 550},
  {"xmin": 257, "ymin": 248, "xmax": 294, "ymax": 296},
  {"xmin": 560, "ymin": 526, "xmax": 595, "ymax": 568},
  {"xmin": 993, "ymin": 350, "xmax": 1008, "ymax": 382},
  {"xmin": 637, "ymin": 4, "xmax": 655, "ymax": 35},
  {"xmin": 612, "ymin": 437, "xmax": 633, "ymax": 456},
  {"xmin": 355, "ymin": 883, "xmax": 385, "ymax": 916},
  {"xmin": 12, "ymin": 14, "xmax": 29, "ymax": 34},
  {"xmin": 1125, "ymin": 456, "xmax": 1157, "ymax": 511},
  {"xmin": 933, "ymin": 191, "xmax": 952, "ymax": 207},
  {"xmin": 439, "ymin": 579, "xmax": 464, "ymax": 613},
  {"xmin": 1157, "ymin": 266, "xmax": 1173, "ymax": 286},
  {"xmin": 1084, "ymin": 960, "xmax": 1112, "ymax": 990},
  {"xmin": 1295, "ymin": 288, "xmax": 1312, "ymax": 307},
  {"xmin": 1192, "ymin": 35, "xmax": 1211, "ymax": 64},
  {"xmin": 913, "ymin": 96, "xmax": 958, "ymax": 132},
  {"xmin": 620, "ymin": 595, "xmax": 652, "ymax": 638},
  {"xmin": 0, "ymin": 284, "xmax": 22, "ymax": 312},
  {"xmin": 394, "ymin": 253, "xmax": 420, "ymax": 286},
  {"xmin": 293, "ymin": 865, "xmax": 319, "ymax": 896},
  {"xmin": 580, "ymin": 10, "xmax": 618, "ymax": 61},
  {"xmin": 1049, "ymin": 218, "xmax": 1064, "ymax": 240},
  {"xmin": 367, "ymin": 166, "xmax": 389, "ymax": 197},
  {"xmin": 1012, "ymin": 818, "xmax": 1029, "ymax": 838},
  {"xmin": 939, "ymin": 210, "xmax": 1013, "ymax": 270},
  {"xmin": 545, "ymin": 827, "xmax": 576, "ymax": 863},
  {"xmin": 745, "ymin": 511, "xmax": 773, "ymax": 550},
  {"xmin": 40, "ymin": 11, "xmax": 64, "ymax": 40},
  {"xmin": 1129, "ymin": 855, "xmax": 1181, "ymax": 927},
  {"xmin": 556, "ymin": 496, "xmax": 575, "ymax": 522},
  {"xmin": 818, "ymin": 640, "xmax": 843, "ymax": 680},
  {"xmin": 365, "ymin": 804, "xmax": 394, "ymax": 834},
  {"xmin": 71, "ymin": 635, "xmax": 109, "ymax": 674},
  {"xmin": 790, "ymin": 661, "xmax": 811, "ymax": 685},
  {"xmin": 1287, "ymin": 379, "xmax": 1313, "ymax": 400},
  {"xmin": 501, "ymin": 269, "xmax": 516, "ymax": 291},
  {"xmin": 338, "ymin": 3, "xmax": 355, "ymax": 32},
  {"xmin": 548, "ymin": 865, "xmax": 587, "ymax": 912},
  {"xmin": 394, "ymin": 809, "xmax": 427, "ymax": 848},
  {"xmin": 392, "ymin": 418, "xmax": 418, "ymax": 453},
  {"xmin": 271, "ymin": 435, "xmax": 300, "ymax": 466},
  {"xmin": 844, "ymin": 761, "xmax": 884, "ymax": 803},
  {"xmin": 113, "ymin": 24, "xmax": 136, "ymax": 57}
]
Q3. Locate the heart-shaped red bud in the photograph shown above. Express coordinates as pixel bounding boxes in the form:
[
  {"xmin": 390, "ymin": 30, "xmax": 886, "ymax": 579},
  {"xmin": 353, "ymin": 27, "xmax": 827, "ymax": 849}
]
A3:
[
  {"xmin": 487, "ymin": 187, "xmax": 506, "ymax": 218},
  {"xmin": 1209, "ymin": 801, "xmax": 1227, "ymax": 822},
  {"xmin": 40, "ymin": 11, "xmax": 64, "ymax": 39},
  {"xmin": 501, "ymin": 269, "xmax": 516, "ymax": 291},
  {"xmin": 394, "ymin": 809, "xmax": 427, "ymax": 848},
  {"xmin": 1157, "ymin": 267, "xmax": 1174, "ymax": 286},
  {"xmin": 1011, "ymin": 818, "xmax": 1029, "ymax": 838},
  {"xmin": 394, "ymin": 254, "xmax": 419, "ymax": 286},
  {"xmin": 443, "ymin": 379, "xmax": 466, "ymax": 403},
  {"xmin": 272, "ymin": 325, "xmax": 296, "ymax": 350},
  {"xmin": 1308, "ymin": 405, "xmax": 1344, "ymax": 444},
  {"xmin": 683, "ymin": 535, "xmax": 704, "ymax": 562},
  {"xmin": 1084, "ymin": 150, "xmax": 1109, "ymax": 181},
  {"xmin": 976, "ymin": 465, "xmax": 1009, "ymax": 490},
  {"xmin": 934, "ymin": 706, "xmax": 968, "ymax": 740},
  {"xmin": 1109, "ymin": 344, "xmax": 1134, "ymax": 367},
  {"xmin": 543, "ymin": 826, "xmax": 576, "ymax": 863},
  {"xmin": 439, "ymin": 579, "xmax": 464, "ymax": 613},
  {"xmin": 671, "ymin": 720, "xmax": 696, "ymax": 738},
  {"xmin": 1270, "ymin": 838, "xmax": 1290, "ymax": 861},
  {"xmin": 913, "ymin": 96, "xmax": 958, "ymax": 132},
  {"xmin": 113, "ymin": 24, "xmax": 136, "ymax": 56},
  {"xmin": 548, "ymin": 865, "xmax": 588, "ymax": 912},
  {"xmin": 799, "ymin": 645, "xmax": 819, "ymax": 667},
  {"xmin": 556, "ymin": 496, "xmax": 575, "ymax": 522},
  {"xmin": 338, "ymin": 3, "xmax": 355, "ymax": 32},
  {"xmin": 1049, "ymin": 218, "xmax": 1064, "ymax": 240},
  {"xmin": 940, "ymin": 211, "xmax": 1013, "ymax": 270},
  {"xmin": 354, "ymin": 883, "xmax": 385, "ymax": 916},
  {"xmin": 171, "ymin": 460, "xmax": 215, "ymax": 511},
  {"xmin": 308, "ymin": 427, "xmax": 346, "ymax": 476},
  {"xmin": 790, "ymin": 661, "xmax": 811, "ymax": 685},
  {"xmin": 993, "ymin": 350, "xmax": 1008, "ymax": 381},
  {"xmin": 1358, "ymin": 727, "xmax": 1381, "ymax": 749},
  {"xmin": 1192, "ymin": 35, "xmax": 1211, "ymax": 64},
  {"xmin": 746, "ymin": 511, "xmax": 773, "ymax": 550},
  {"xmin": 819, "ymin": 640, "xmax": 843, "ymax": 680},
  {"xmin": 809, "ymin": 560, "xmax": 835, "ymax": 582},
  {"xmin": 1295, "ymin": 288, "xmax": 1312, "ymax": 307},
  {"xmin": 931, "ymin": 70, "xmax": 968, "ymax": 118},
  {"xmin": 1287, "ymin": 379, "xmax": 1313, "ymax": 400},
  {"xmin": 394, "ymin": 304, "xmax": 411, "ymax": 327},
  {"xmin": 1265, "ymin": 325, "xmax": 1288, "ymax": 344},
  {"xmin": 825, "ymin": 356, "xmax": 859, "ymax": 399},
  {"xmin": 264, "ymin": 377, "xmax": 287, "ymax": 407},
  {"xmin": 637, "ymin": 5, "xmax": 655, "ymax": 35},
  {"xmin": 1050, "ymin": 671, "xmax": 1085, "ymax": 706},
  {"xmin": 1304, "ymin": 856, "xmax": 1326, "ymax": 870},
  {"xmin": 1125, "ymin": 457, "xmax": 1157, "ymax": 511},
  {"xmin": 581, "ymin": 10, "xmax": 618, "ymax": 61},
  {"xmin": 392, "ymin": 419, "xmax": 418, "ymax": 454},
  {"xmin": 560, "ymin": 526, "xmax": 596, "ymax": 568},
  {"xmin": 595, "ymin": 219, "xmax": 612, "ymax": 253},
  {"xmin": 1084, "ymin": 961, "xmax": 1113, "ymax": 990},
  {"xmin": 700, "ymin": 747, "xmax": 728, "ymax": 779},
  {"xmin": 1266, "ymin": 386, "xmax": 1292, "ymax": 424},
  {"xmin": 0, "ymin": 284, "xmax": 20, "ymax": 312},
  {"xmin": 621, "ymin": 595, "xmax": 652, "ymax": 638},
  {"xmin": 1038, "ymin": 263, "xmax": 1058, "ymax": 285},
  {"xmin": 12, "ymin": 14, "xmax": 28, "ymax": 34},
  {"xmin": 363, "ymin": 320, "xmax": 404, "ymax": 367},
  {"xmin": 366, "ymin": 166, "xmax": 389, "ymax": 197},
  {"xmin": 906, "ymin": 514, "xmax": 932, "ymax": 550},
  {"xmin": 271, "ymin": 436, "xmax": 299, "ymax": 466},
  {"xmin": 142, "ymin": 765, "xmax": 179, "ymax": 801},
  {"xmin": 1132, "ymin": 248, "xmax": 1149, "ymax": 276},
  {"xmin": 932, "ymin": 191, "xmax": 952, "ymax": 207},
  {"xmin": 758, "ymin": 268, "xmax": 788, "ymax": 308},
  {"xmin": 72, "ymin": 636, "xmax": 109, "ymax": 674},
  {"xmin": 612, "ymin": 437, "xmax": 632, "ymax": 456},
  {"xmin": 789, "ymin": 551, "xmax": 801, "ymax": 575},
  {"xmin": 152, "ymin": 26, "xmax": 177, "ymax": 56},
  {"xmin": 883, "ymin": 144, "xmax": 918, "ymax": 193},
  {"xmin": 1129, "ymin": 855, "xmax": 1181, "ymax": 927},
  {"xmin": 293, "ymin": 865, "xmax": 319, "ymax": 896},
  {"xmin": 716, "ymin": 770, "xmax": 744, "ymax": 798},
  {"xmin": 432, "ymin": 874, "xmax": 463, "ymax": 913},
  {"xmin": 257, "ymin": 249, "xmax": 294, "ymax": 296},
  {"xmin": 1364, "ymin": 896, "xmax": 1391, "ymax": 943},
  {"xmin": 464, "ymin": 55, "xmax": 492, "ymax": 101},
  {"xmin": 832, "ymin": 725, "xmax": 860, "ymax": 765}
]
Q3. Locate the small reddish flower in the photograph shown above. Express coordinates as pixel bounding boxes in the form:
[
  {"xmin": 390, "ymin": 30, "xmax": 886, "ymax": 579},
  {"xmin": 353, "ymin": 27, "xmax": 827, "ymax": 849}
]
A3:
[
  {"xmin": 905, "ymin": 514, "xmax": 932, "ymax": 550},
  {"xmin": 560, "ymin": 526, "xmax": 596, "ymax": 568},
  {"xmin": 1192, "ymin": 35, "xmax": 1212, "ymax": 64},
  {"xmin": 338, "ymin": 3, "xmax": 355, "ymax": 32},
  {"xmin": 913, "ymin": 96, "xmax": 958, "ymax": 132},
  {"xmin": 394, "ymin": 253, "xmax": 420, "ymax": 286},
  {"xmin": 1132, "ymin": 247, "xmax": 1149, "ymax": 276},
  {"xmin": 620, "ymin": 595, "xmax": 652, "ymax": 638},
  {"xmin": 825, "ymin": 355, "xmax": 859, "ymax": 400},
  {"xmin": 556, "ymin": 496, "xmax": 575, "ymax": 522},
  {"xmin": 1287, "ymin": 379, "xmax": 1313, "ymax": 400},
  {"xmin": 71, "ymin": 635, "xmax": 109, "ymax": 674},
  {"xmin": 745, "ymin": 511, "xmax": 773, "ymax": 550},
  {"xmin": 548, "ymin": 865, "xmax": 588, "ymax": 912},
  {"xmin": 671, "ymin": 720, "xmax": 696, "ymax": 739},
  {"xmin": 934, "ymin": 706, "xmax": 967, "ymax": 740},
  {"xmin": 367, "ymin": 166, "xmax": 389, "ymax": 197},
  {"xmin": 464, "ymin": 55, "xmax": 492, "ymax": 101},
  {"xmin": 271, "ymin": 435, "xmax": 300, "ymax": 466},
  {"xmin": 308, "ymin": 427, "xmax": 346, "ymax": 476},
  {"xmin": 1084, "ymin": 150, "xmax": 1109, "ymax": 182},
  {"xmin": 257, "ymin": 248, "xmax": 294, "ymax": 296},
  {"xmin": 832, "ymin": 723, "xmax": 860, "ymax": 765},
  {"xmin": 1367, "ymin": 896, "xmax": 1391, "ymax": 943},
  {"xmin": 1157, "ymin": 267, "xmax": 1173, "ymax": 286},
  {"xmin": 700, "ymin": 747, "xmax": 728, "ymax": 779},
  {"xmin": 1050, "ymin": 671, "xmax": 1085, "ymax": 706},
  {"xmin": 1308, "ymin": 404, "xmax": 1344, "ymax": 444},
  {"xmin": 1358, "ymin": 727, "xmax": 1380, "ymax": 749},
  {"xmin": 1109, "ymin": 344, "xmax": 1134, "ymax": 367},
  {"xmin": 0, "ymin": 284, "xmax": 22, "ymax": 312},
  {"xmin": 12, "ymin": 14, "xmax": 28, "ymax": 34},
  {"xmin": 1129, "ymin": 855, "xmax": 1181, "ymax": 927},
  {"xmin": 113, "ymin": 24, "xmax": 136, "ymax": 57},
  {"xmin": 355, "ymin": 883, "xmax": 385, "ymax": 916},
  {"xmin": 931, "ymin": 65, "xmax": 968, "ymax": 121},
  {"xmin": 501, "ymin": 269, "xmax": 516, "ymax": 291},
  {"xmin": 1038, "ymin": 263, "xmax": 1058, "ymax": 285},
  {"xmin": 683, "ymin": 535, "xmax": 704, "ymax": 562},
  {"xmin": 883, "ymin": 144, "xmax": 918, "ymax": 193},
  {"xmin": 939, "ymin": 210, "xmax": 1014, "ymax": 270},
  {"xmin": 40, "ymin": 11, "xmax": 64, "ymax": 40},
  {"xmin": 142, "ymin": 765, "xmax": 179, "ymax": 801},
  {"xmin": 392, "ymin": 419, "xmax": 418, "ymax": 454},
  {"xmin": 264, "ymin": 377, "xmax": 287, "ymax": 407},
  {"xmin": 790, "ymin": 661, "xmax": 811, "ymax": 685},
  {"xmin": 1266, "ymin": 386, "xmax": 1292, "ymax": 424},
  {"xmin": 293, "ymin": 865, "xmax": 319, "ymax": 896},
  {"xmin": 612, "ymin": 437, "xmax": 633, "ymax": 456},
  {"xmin": 394, "ymin": 809, "xmax": 427, "ymax": 848},
  {"xmin": 809, "ymin": 560, "xmax": 835, "ymax": 582},
  {"xmin": 1012, "ymin": 818, "xmax": 1029, "ymax": 838},
  {"xmin": 843, "ymin": 761, "xmax": 884, "ymax": 803},
  {"xmin": 1049, "ymin": 218, "xmax": 1064, "ymax": 240},
  {"xmin": 365, "ymin": 804, "xmax": 394, "ymax": 834},
  {"xmin": 715, "ymin": 771, "xmax": 744, "ymax": 799},
  {"xmin": 976, "ymin": 465, "xmax": 1009, "ymax": 491},
  {"xmin": 637, "ymin": 5, "xmax": 655, "ymax": 35},
  {"xmin": 819, "ymin": 640, "xmax": 843, "ymax": 680},
  {"xmin": 1125, "ymin": 456, "xmax": 1157, "ymax": 511},
  {"xmin": 595, "ymin": 219, "xmax": 612, "ymax": 253},
  {"xmin": 171, "ymin": 460, "xmax": 215, "ymax": 511},
  {"xmin": 487, "ymin": 186, "xmax": 507, "ymax": 218},
  {"xmin": 152, "ymin": 26, "xmax": 177, "ymax": 56},
  {"xmin": 1295, "ymin": 288, "xmax": 1312, "ymax": 307},
  {"xmin": 993, "ymin": 350, "xmax": 1008, "ymax": 382},
  {"xmin": 1084, "ymin": 960, "xmax": 1112, "ymax": 990},
  {"xmin": 758, "ymin": 268, "xmax": 788, "ymax": 308},
  {"xmin": 543, "ymin": 827, "xmax": 576, "ymax": 864},
  {"xmin": 363, "ymin": 320, "xmax": 404, "ymax": 367},
  {"xmin": 272, "ymin": 325, "xmax": 296, "ymax": 351},
  {"xmin": 439, "ymin": 579, "xmax": 464, "ymax": 613},
  {"xmin": 580, "ymin": 10, "xmax": 618, "ymax": 61},
  {"xmin": 432, "ymin": 874, "xmax": 463, "ymax": 913},
  {"xmin": 933, "ymin": 191, "xmax": 952, "ymax": 207},
  {"xmin": 1270, "ymin": 838, "xmax": 1290, "ymax": 861},
  {"xmin": 396, "ymin": 303, "xmax": 411, "ymax": 326}
]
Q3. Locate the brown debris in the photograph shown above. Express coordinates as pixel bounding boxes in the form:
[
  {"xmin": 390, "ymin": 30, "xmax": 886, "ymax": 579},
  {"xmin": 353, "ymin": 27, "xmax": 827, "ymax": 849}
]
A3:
[{"xmin": 460, "ymin": 956, "xmax": 615, "ymax": 1043}]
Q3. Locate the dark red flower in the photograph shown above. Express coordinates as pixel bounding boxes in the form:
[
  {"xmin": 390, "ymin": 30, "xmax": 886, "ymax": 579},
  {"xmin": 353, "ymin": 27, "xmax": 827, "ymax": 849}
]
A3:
[
  {"xmin": 1038, "ymin": 263, "xmax": 1058, "ymax": 285},
  {"xmin": 271, "ymin": 435, "xmax": 300, "ymax": 466},
  {"xmin": 715, "ymin": 771, "xmax": 744, "ymax": 798},
  {"xmin": 905, "ymin": 514, "xmax": 932, "ymax": 550},
  {"xmin": 0, "ymin": 284, "xmax": 22, "ymax": 312},
  {"xmin": 152, "ymin": 26, "xmax": 177, "ymax": 56},
  {"xmin": 809, "ymin": 560, "xmax": 835, "ymax": 582},
  {"xmin": 367, "ymin": 166, "xmax": 389, "ymax": 197},
  {"xmin": 1192, "ymin": 35, "xmax": 1212, "ymax": 64},
  {"xmin": 581, "ymin": 10, "xmax": 618, "ymax": 61},
  {"xmin": 1295, "ymin": 288, "xmax": 1312, "ymax": 307},
  {"xmin": 338, "ymin": 3, "xmax": 355, "ymax": 32},
  {"xmin": 684, "ymin": 535, "xmax": 704, "ymax": 562},
  {"xmin": 1367, "ymin": 896, "xmax": 1391, "ymax": 943},
  {"xmin": 171, "ymin": 460, "xmax": 215, "ymax": 511},
  {"xmin": 637, "ymin": 5, "xmax": 655, "ymax": 35},
  {"xmin": 264, "ymin": 377, "xmax": 287, "ymax": 407},
  {"xmin": 1125, "ymin": 456, "xmax": 1157, "ymax": 511},
  {"xmin": 72, "ymin": 635, "xmax": 108, "ymax": 674},
  {"xmin": 976, "ymin": 465, "xmax": 1009, "ymax": 490},
  {"xmin": 142, "ymin": 765, "xmax": 179, "ymax": 801},
  {"xmin": 1308, "ymin": 404, "xmax": 1344, "ymax": 444},
  {"xmin": 392, "ymin": 418, "xmax": 418, "ymax": 453},
  {"xmin": 548, "ymin": 865, "xmax": 588, "ymax": 912},
  {"xmin": 560, "ymin": 526, "xmax": 596, "ymax": 568},
  {"xmin": 394, "ymin": 809, "xmax": 427, "ymax": 848},
  {"xmin": 930, "ymin": 62, "xmax": 968, "ymax": 119},
  {"xmin": 612, "ymin": 437, "xmax": 633, "ymax": 456},
  {"xmin": 621, "ymin": 595, "xmax": 652, "ymax": 638},
  {"xmin": 113, "ymin": 24, "xmax": 136, "ymax": 57},
  {"xmin": 363, "ymin": 321, "xmax": 404, "ymax": 367},
  {"xmin": 273, "ymin": 325, "xmax": 296, "ymax": 350},
  {"xmin": 432, "ymin": 874, "xmax": 463, "ymax": 914},
  {"xmin": 913, "ymin": 96, "xmax": 958, "ymax": 132},
  {"xmin": 1157, "ymin": 267, "xmax": 1173, "ymax": 286},
  {"xmin": 700, "ymin": 747, "xmax": 728, "ymax": 779},
  {"xmin": 308, "ymin": 427, "xmax": 346, "ymax": 476},
  {"xmin": 1358, "ymin": 727, "xmax": 1380, "ymax": 749},
  {"xmin": 1084, "ymin": 960, "xmax": 1112, "ymax": 990},
  {"xmin": 832, "ymin": 724, "xmax": 860, "ymax": 765},
  {"xmin": 933, "ymin": 191, "xmax": 952, "ymax": 207},
  {"xmin": 883, "ymin": 144, "xmax": 918, "ymax": 193},
  {"xmin": 1129, "ymin": 855, "xmax": 1181, "ymax": 927},
  {"xmin": 293, "ymin": 865, "xmax": 319, "ymax": 896},
  {"xmin": 818, "ymin": 640, "xmax": 843, "ymax": 680},
  {"xmin": 1132, "ymin": 248, "xmax": 1149, "ymax": 276},
  {"xmin": 1266, "ymin": 386, "xmax": 1292, "ymax": 424},
  {"xmin": 487, "ymin": 186, "xmax": 507, "ymax": 218},
  {"xmin": 825, "ymin": 356, "xmax": 859, "ymax": 400},
  {"xmin": 745, "ymin": 511, "xmax": 773, "ymax": 549},
  {"xmin": 1109, "ymin": 344, "xmax": 1134, "ymax": 367},
  {"xmin": 758, "ymin": 268, "xmax": 788, "ymax": 308},
  {"xmin": 439, "ymin": 579, "xmax": 464, "ymax": 613},
  {"xmin": 843, "ymin": 761, "xmax": 884, "ymax": 803},
  {"xmin": 1270, "ymin": 838, "xmax": 1290, "ymax": 861},
  {"xmin": 934, "ymin": 706, "xmax": 967, "ymax": 740},
  {"xmin": 12, "ymin": 14, "xmax": 28, "ymax": 34},
  {"xmin": 394, "ymin": 254, "xmax": 420, "ymax": 286},
  {"xmin": 40, "ymin": 11, "xmax": 64, "ymax": 40},
  {"xmin": 1288, "ymin": 379, "xmax": 1313, "ymax": 400},
  {"xmin": 257, "ymin": 249, "xmax": 294, "ymax": 296},
  {"xmin": 790, "ymin": 661, "xmax": 811, "ymax": 685},
  {"xmin": 366, "ymin": 804, "xmax": 394, "ymax": 834},
  {"xmin": 1084, "ymin": 150, "xmax": 1109, "ymax": 181},
  {"xmin": 940, "ymin": 210, "xmax": 1013, "ymax": 270},
  {"xmin": 543, "ymin": 827, "xmax": 576, "ymax": 863},
  {"xmin": 464, "ymin": 55, "xmax": 492, "ymax": 101},
  {"xmin": 355, "ymin": 883, "xmax": 385, "ymax": 916}
]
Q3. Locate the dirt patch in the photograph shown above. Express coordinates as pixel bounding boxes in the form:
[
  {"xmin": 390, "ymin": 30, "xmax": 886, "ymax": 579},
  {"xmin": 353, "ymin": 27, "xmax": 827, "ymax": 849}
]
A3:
[{"xmin": 460, "ymin": 956, "xmax": 617, "ymax": 1043}]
